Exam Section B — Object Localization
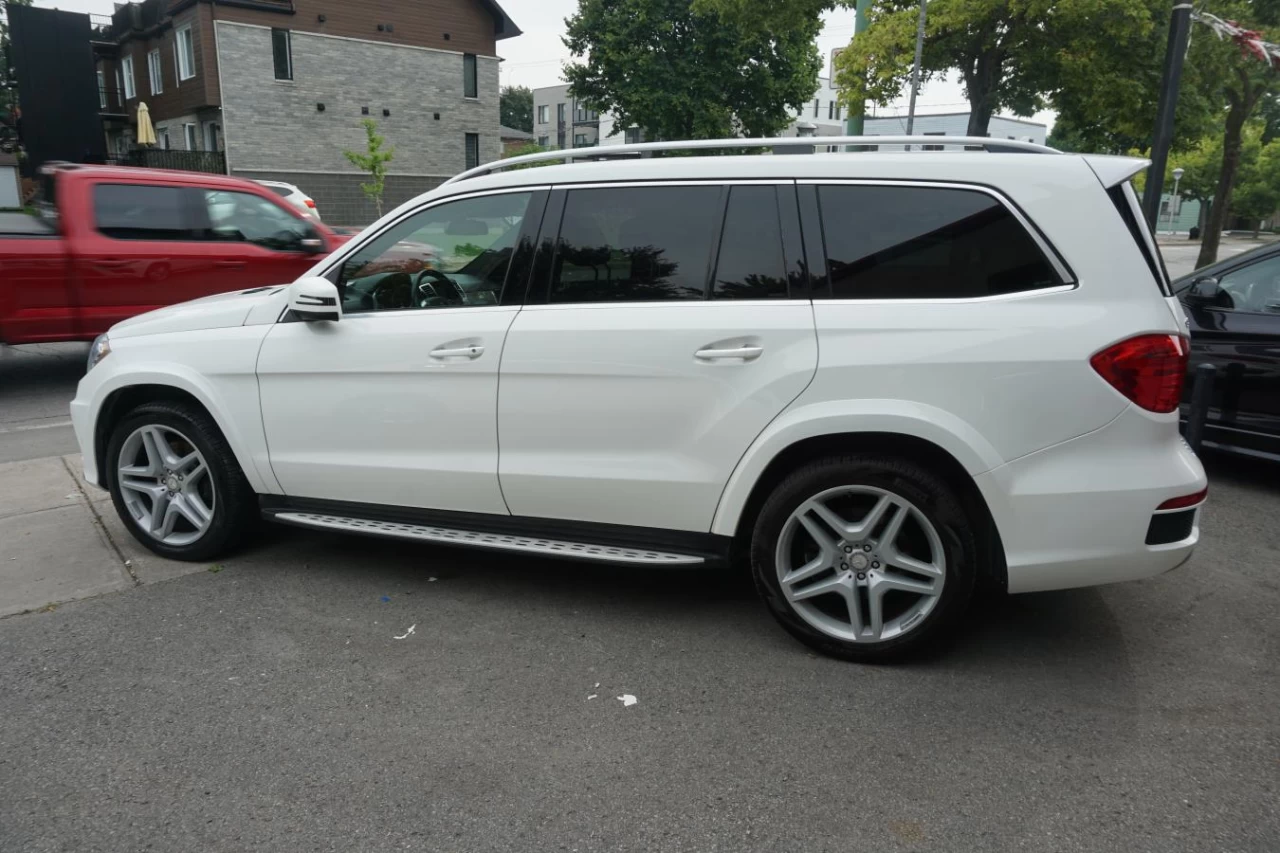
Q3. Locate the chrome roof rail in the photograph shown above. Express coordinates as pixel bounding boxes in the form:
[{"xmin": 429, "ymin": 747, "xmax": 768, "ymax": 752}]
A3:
[{"xmin": 443, "ymin": 135, "xmax": 1061, "ymax": 185}]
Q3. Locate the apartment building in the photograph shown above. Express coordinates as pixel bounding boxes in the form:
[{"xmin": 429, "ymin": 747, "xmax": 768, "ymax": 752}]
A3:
[{"xmin": 93, "ymin": 0, "xmax": 519, "ymax": 223}]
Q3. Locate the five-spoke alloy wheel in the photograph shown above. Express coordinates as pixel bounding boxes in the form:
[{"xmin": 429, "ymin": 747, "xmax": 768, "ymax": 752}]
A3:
[
  {"xmin": 751, "ymin": 454, "xmax": 978, "ymax": 661},
  {"xmin": 106, "ymin": 401, "xmax": 255, "ymax": 561}
]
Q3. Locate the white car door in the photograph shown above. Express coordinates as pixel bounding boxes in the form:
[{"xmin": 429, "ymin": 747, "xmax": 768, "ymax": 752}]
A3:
[
  {"xmin": 497, "ymin": 183, "xmax": 818, "ymax": 532},
  {"xmin": 257, "ymin": 189, "xmax": 545, "ymax": 514}
]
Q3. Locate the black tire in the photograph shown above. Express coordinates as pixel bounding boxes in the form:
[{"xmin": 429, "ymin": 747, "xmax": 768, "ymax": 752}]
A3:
[
  {"xmin": 105, "ymin": 400, "xmax": 257, "ymax": 561},
  {"xmin": 750, "ymin": 454, "xmax": 979, "ymax": 662}
]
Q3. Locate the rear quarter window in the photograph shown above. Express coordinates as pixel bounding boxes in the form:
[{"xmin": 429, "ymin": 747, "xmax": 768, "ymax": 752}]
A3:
[
  {"xmin": 816, "ymin": 184, "xmax": 1064, "ymax": 299},
  {"xmin": 1107, "ymin": 182, "xmax": 1172, "ymax": 296}
]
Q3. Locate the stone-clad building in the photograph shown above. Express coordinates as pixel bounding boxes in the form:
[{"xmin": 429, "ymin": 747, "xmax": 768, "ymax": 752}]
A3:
[{"xmin": 93, "ymin": 0, "xmax": 519, "ymax": 223}]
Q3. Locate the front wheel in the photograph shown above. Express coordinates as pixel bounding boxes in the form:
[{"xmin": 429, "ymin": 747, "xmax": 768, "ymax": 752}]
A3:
[
  {"xmin": 106, "ymin": 401, "xmax": 256, "ymax": 561},
  {"xmin": 751, "ymin": 454, "xmax": 978, "ymax": 662}
]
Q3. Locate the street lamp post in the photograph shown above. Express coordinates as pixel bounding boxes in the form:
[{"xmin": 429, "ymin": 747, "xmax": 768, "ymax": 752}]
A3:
[{"xmin": 1166, "ymin": 166, "xmax": 1185, "ymax": 235}]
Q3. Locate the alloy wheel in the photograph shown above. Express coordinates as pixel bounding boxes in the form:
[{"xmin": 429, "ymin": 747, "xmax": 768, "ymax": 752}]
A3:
[
  {"xmin": 116, "ymin": 424, "xmax": 216, "ymax": 546},
  {"xmin": 775, "ymin": 485, "xmax": 946, "ymax": 643}
]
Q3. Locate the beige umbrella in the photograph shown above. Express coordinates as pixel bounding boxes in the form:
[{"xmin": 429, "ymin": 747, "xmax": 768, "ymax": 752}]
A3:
[{"xmin": 135, "ymin": 101, "xmax": 157, "ymax": 146}]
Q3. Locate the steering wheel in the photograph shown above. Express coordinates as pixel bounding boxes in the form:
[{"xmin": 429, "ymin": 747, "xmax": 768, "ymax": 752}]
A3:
[{"xmin": 413, "ymin": 268, "xmax": 462, "ymax": 308}]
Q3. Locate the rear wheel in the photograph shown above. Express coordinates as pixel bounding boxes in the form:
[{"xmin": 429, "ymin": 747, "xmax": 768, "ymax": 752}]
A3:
[
  {"xmin": 106, "ymin": 401, "xmax": 256, "ymax": 561},
  {"xmin": 751, "ymin": 454, "xmax": 978, "ymax": 662}
]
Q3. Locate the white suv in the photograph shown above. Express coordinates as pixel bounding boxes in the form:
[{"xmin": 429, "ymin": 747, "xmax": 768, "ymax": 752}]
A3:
[{"xmin": 70, "ymin": 137, "xmax": 1207, "ymax": 661}]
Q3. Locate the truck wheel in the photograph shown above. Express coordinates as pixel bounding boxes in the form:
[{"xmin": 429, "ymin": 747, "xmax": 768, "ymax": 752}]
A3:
[
  {"xmin": 750, "ymin": 454, "xmax": 977, "ymax": 662},
  {"xmin": 105, "ymin": 401, "xmax": 256, "ymax": 561}
]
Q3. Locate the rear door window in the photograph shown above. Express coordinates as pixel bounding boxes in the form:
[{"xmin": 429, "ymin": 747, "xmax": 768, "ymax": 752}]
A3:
[
  {"xmin": 712, "ymin": 185, "xmax": 788, "ymax": 300},
  {"xmin": 817, "ymin": 184, "xmax": 1063, "ymax": 299},
  {"xmin": 550, "ymin": 185, "xmax": 721, "ymax": 303},
  {"xmin": 93, "ymin": 184, "xmax": 192, "ymax": 240}
]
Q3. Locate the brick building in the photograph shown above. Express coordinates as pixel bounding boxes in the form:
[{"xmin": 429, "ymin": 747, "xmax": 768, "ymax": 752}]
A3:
[{"xmin": 93, "ymin": 0, "xmax": 519, "ymax": 224}]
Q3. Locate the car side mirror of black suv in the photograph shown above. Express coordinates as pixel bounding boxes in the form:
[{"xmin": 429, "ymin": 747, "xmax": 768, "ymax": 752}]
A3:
[{"xmin": 1184, "ymin": 276, "xmax": 1222, "ymax": 304}]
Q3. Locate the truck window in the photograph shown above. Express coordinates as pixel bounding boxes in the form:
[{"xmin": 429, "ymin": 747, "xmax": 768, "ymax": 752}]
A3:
[
  {"xmin": 196, "ymin": 190, "xmax": 313, "ymax": 251},
  {"xmin": 93, "ymin": 184, "xmax": 192, "ymax": 241}
]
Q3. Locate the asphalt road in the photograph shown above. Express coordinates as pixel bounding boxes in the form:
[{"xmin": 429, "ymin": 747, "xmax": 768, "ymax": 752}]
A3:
[
  {"xmin": 1, "ymin": 453, "xmax": 1277, "ymax": 852},
  {"xmin": 0, "ymin": 343, "xmax": 85, "ymax": 464}
]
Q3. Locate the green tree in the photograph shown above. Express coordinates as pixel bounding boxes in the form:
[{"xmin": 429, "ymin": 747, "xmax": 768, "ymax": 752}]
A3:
[
  {"xmin": 500, "ymin": 85, "xmax": 533, "ymax": 133},
  {"xmin": 562, "ymin": 0, "xmax": 822, "ymax": 141},
  {"xmin": 501, "ymin": 141, "xmax": 552, "ymax": 170},
  {"xmin": 1, "ymin": 0, "xmax": 33, "ymax": 117},
  {"xmin": 1190, "ymin": 3, "xmax": 1280, "ymax": 266},
  {"xmin": 835, "ymin": 0, "xmax": 1157, "ymax": 137},
  {"xmin": 342, "ymin": 118, "xmax": 395, "ymax": 219}
]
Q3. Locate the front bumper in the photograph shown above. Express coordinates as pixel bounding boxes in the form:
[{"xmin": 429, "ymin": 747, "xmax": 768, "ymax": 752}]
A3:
[
  {"xmin": 976, "ymin": 406, "xmax": 1206, "ymax": 594},
  {"xmin": 69, "ymin": 397, "xmax": 100, "ymax": 488}
]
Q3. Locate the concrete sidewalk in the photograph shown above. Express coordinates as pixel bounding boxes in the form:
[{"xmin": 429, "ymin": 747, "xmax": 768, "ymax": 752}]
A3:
[{"xmin": 0, "ymin": 455, "xmax": 208, "ymax": 617}]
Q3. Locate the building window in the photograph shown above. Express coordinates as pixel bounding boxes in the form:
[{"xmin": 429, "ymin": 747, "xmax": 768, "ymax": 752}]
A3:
[
  {"xmin": 204, "ymin": 122, "xmax": 219, "ymax": 152},
  {"xmin": 922, "ymin": 131, "xmax": 945, "ymax": 151},
  {"xmin": 157, "ymin": 127, "xmax": 170, "ymax": 150},
  {"xmin": 813, "ymin": 98, "xmax": 819, "ymax": 118},
  {"xmin": 121, "ymin": 55, "xmax": 135, "ymax": 100},
  {"xmin": 176, "ymin": 25, "xmax": 194, "ymax": 81},
  {"xmin": 624, "ymin": 127, "xmax": 642, "ymax": 144},
  {"xmin": 465, "ymin": 133, "xmax": 479, "ymax": 170},
  {"xmin": 115, "ymin": 68, "xmax": 123, "ymax": 105},
  {"xmin": 184, "ymin": 123, "xmax": 198, "ymax": 151},
  {"xmin": 147, "ymin": 49, "xmax": 163, "ymax": 95},
  {"xmin": 537, "ymin": 135, "xmax": 549, "ymax": 147},
  {"xmin": 537, "ymin": 105, "xmax": 549, "ymax": 124},
  {"xmin": 574, "ymin": 133, "xmax": 588, "ymax": 146},
  {"xmin": 463, "ymin": 53, "xmax": 477, "ymax": 98},
  {"xmin": 272, "ymin": 29, "xmax": 292, "ymax": 80},
  {"xmin": 97, "ymin": 69, "xmax": 106, "ymax": 108},
  {"xmin": 827, "ymin": 101, "xmax": 835, "ymax": 120},
  {"xmin": 557, "ymin": 103, "xmax": 565, "ymax": 124},
  {"xmin": 835, "ymin": 104, "xmax": 842, "ymax": 121}
]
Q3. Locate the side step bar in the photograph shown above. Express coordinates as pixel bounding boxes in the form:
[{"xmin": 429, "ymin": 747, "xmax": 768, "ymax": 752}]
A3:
[{"xmin": 270, "ymin": 512, "xmax": 706, "ymax": 566}]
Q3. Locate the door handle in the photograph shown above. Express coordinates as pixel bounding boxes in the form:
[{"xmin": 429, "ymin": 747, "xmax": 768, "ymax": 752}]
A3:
[
  {"xmin": 695, "ymin": 345, "xmax": 763, "ymax": 361},
  {"xmin": 429, "ymin": 345, "xmax": 485, "ymax": 360},
  {"xmin": 92, "ymin": 259, "xmax": 130, "ymax": 269},
  {"xmin": 215, "ymin": 261, "xmax": 247, "ymax": 268}
]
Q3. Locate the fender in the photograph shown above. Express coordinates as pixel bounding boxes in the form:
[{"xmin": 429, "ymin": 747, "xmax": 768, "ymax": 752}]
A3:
[
  {"xmin": 709, "ymin": 398, "xmax": 1006, "ymax": 538},
  {"xmin": 82, "ymin": 330, "xmax": 281, "ymax": 496}
]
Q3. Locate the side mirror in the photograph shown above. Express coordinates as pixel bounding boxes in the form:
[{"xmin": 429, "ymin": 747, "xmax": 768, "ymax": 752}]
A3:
[
  {"xmin": 286, "ymin": 276, "xmax": 341, "ymax": 322},
  {"xmin": 1185, "ymin": 276, "xmax": 1222, "ymax": 303},
  {"xmin": 300, "ymin": 227, "xmax": 326, "ymax": 254}
]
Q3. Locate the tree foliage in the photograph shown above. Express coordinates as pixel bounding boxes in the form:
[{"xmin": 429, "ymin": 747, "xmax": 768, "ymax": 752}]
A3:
[
  {"xmin": 563, "ymin": 0, "xmax": 823, "ymax": 141},
  {"xmin": 342, "ymin": 119, "xmax": 395, "ymax": 219},
  {"xmin": 836, "ymin": 0, "xmax": 1160, "ymax": 137},
  {"xmin": 1, "ymin": 0, "xmax": 33, "ymax": 116},
  {"xmin": 500, "ymin": 85, "xmax": 533, "ymax": 133}
]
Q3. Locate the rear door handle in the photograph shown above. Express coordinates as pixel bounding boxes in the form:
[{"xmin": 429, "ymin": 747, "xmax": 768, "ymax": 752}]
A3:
[
  {"xmin": 695, "ymin": 345, "xmax": 763, "ymax": 361},
  {"xmin": 429, "ymin": 345, "xmax": 485, "ymax": 360},
  {"xmin": 92, "ymin": 259, "xmax": 130, "ymax": 269},
  {"xmin": 215, "ymin": 261, "xmax": 247, "ymax": 268}
]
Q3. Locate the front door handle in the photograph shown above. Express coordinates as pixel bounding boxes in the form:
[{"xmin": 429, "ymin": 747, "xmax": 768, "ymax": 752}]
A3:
[
  {"xmin": 215, "ymin": 261, "xmax": 247, "ymax": 268},
  {"xmin": 695, "ymin": 345, "xmax": 763, "ymax": 361},
  {"xmin": 429, "ymin": 345, "xmax": 485, "ymax": 360}
]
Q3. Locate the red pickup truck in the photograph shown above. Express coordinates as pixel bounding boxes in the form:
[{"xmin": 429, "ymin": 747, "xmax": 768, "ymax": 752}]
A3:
[{"xmin": 0, "ymin": 164, "xmax": 348, "ymax": 345}]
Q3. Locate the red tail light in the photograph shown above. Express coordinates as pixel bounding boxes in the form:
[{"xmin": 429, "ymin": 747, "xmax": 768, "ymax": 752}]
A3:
[
  {"xmin": 304, "ymin": 199, "xmax": 317, "ymax": 208},
  {"xmin": 1090, "ymin": 334, "xmax": 1189, "ymax": 413},
  {"xmin": 1157, "ymin": 487, "xmax": 1207, "ymax": 510}
]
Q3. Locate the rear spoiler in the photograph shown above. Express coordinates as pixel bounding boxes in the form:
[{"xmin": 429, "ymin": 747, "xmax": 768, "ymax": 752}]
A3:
[{"xmin": 1082, "ymin": 155, "xmax": 1150, "ymax": 188}]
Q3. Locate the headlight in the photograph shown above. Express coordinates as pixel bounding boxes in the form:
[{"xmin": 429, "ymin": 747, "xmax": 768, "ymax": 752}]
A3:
[{"xmin": 87, "ymin": 334, "xmax": 111, "ymax": 371}]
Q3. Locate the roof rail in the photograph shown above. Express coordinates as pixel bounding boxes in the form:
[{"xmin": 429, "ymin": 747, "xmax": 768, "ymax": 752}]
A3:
[{"xmin": 444, "ymin": 135, "xmax": 1061, "ymax": 185}]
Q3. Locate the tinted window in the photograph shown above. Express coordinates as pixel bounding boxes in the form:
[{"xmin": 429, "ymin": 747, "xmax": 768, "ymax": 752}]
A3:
[
  {"xmin": 713, "ymin": 186, "xmax": 787, "ymax": 299},
  {"xmin": 93, "ymin": 184, "xmax": 190, "ymax": 240},
  {"xmin": 198, "ymin": 190, "xmax": 312, "ymax": 250},
  {"xmin": 337, "ymin": 192, "xmax": 532, "ymax": 313},
  {"xmin": 551, "ymin": 186, "xmax": 720, "ymax": 303},
  {"xmin": 818, "ymin": 185, "xmax": 1060, "ymax": 299}
]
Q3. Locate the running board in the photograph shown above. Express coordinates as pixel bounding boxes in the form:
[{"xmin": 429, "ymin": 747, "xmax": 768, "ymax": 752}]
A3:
[{"xmin": 270, "ymin": 512, "xmax": 706, "ymax": 566}]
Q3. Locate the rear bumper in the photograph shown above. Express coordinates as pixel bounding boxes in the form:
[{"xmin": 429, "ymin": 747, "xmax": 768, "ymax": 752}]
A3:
[{"xmin": 976, "ymin": 406, "xmax": 1206, "ymax": 594}]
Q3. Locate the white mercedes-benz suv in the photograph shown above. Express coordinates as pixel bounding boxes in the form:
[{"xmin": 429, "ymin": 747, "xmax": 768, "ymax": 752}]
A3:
[{"xmin": 70, "ymin": 137, "xmax": 1207, "ymax": 661}]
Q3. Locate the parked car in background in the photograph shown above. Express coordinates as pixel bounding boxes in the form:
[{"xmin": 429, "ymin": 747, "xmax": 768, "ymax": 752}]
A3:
[
  {"xmin": 72, "ymin": 137, "xmax": 1206, "ymax": 663},
  {"xmin": 0, "ymin": 164, "xmax": 347, "ymax": 345},
  {"xmin": 1175, "ymin": 242, "xmax": 1280, "ymax": 461},
  {"xmin": 256, "ymin": 179, "xmax": 322, "ymax": 222}
]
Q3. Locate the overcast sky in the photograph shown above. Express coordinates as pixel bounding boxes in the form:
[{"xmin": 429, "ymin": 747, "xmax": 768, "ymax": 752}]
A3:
[{"xmin": 35, "ymin": 0, "xmax": 1053, "ymax": 129}]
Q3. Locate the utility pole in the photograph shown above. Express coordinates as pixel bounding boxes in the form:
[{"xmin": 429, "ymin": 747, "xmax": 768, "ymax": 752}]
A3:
[
  {"xmin": 905, "ymin": 0, "xmax": 927, "ymax": 137},
  {"xmin": 1141, "ymin": 2, "xmax": 1193, "ymax": 230},
  {"xmin": 844, "ymin": 0, "xmax": 872, "ymax": 139}
]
